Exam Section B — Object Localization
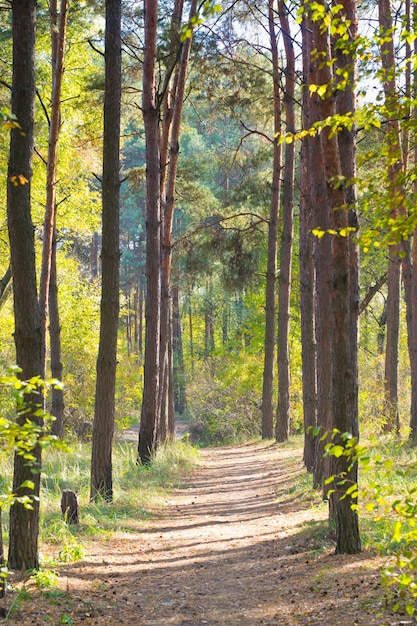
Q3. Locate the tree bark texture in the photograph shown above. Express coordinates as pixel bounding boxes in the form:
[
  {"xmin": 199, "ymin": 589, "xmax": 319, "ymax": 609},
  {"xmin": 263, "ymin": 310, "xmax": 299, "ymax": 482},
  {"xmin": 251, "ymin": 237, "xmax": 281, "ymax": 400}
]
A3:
[
  {"xmin": 314, "ymin": 0, "xmax": 360, "ymax": 553},
  {"xmin": 7, "ymin": 0, "xmax": 42, "ymax": 572},
  {"xmin": 303, "ymin": 0, "xmax": 361, "ymax": 553},
  {"xmin": 90, "ymin": 0, "xmax": 121, "ymax": 500},
  {"xmin": 276, "ymin": 0, "xmax": 295, "ymax": 443},
  {"xmin": 261, "ymin": 0, "xmax": 281, "ymax": 440},
  {"xmin": 139, "ymin": 0, "xmax": 161, "ymax": 464},
  {"xmin": 300, "ymin": 18, "xmax": 317, "ymax": 473},
  {"xmin": 306, "ymin": 21, "xmax": 333, "ymax": 489}
]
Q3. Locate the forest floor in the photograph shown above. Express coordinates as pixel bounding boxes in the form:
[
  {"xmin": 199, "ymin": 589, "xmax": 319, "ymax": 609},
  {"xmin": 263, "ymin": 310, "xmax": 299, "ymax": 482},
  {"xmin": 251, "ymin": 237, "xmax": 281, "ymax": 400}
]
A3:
[{"xmin": 1, "ymin": 440, "xmax": 413, "ymax": 625}]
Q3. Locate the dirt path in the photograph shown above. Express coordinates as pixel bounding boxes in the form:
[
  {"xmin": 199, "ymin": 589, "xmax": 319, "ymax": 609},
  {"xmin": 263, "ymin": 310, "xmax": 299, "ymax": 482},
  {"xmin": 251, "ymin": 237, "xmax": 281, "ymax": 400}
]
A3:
[{"xmin": 5, "ymin": 442, "xmax": 406, "ymax": 625}]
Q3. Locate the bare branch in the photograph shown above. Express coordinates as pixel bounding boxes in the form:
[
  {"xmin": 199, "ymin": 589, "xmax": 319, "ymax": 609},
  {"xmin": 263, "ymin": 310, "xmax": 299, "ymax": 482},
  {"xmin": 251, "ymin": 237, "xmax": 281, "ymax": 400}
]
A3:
[
  {"xmin": 36, "ymin": 88, "xmax": 50, "ymax": 126},
  {"xmin": 174, "ymin": 211, "xmax": 268, "ymax": 247},
  {"xmin": 240, "ymin": 120, "xmax": 273, "ymax": 144},
  {"xmin": 359, "ymin": 272, "xmax": 388, "ymax": 314},
  {"xmin": 87, "ymin": 38, "xmax": 104, "ymax": 57}
]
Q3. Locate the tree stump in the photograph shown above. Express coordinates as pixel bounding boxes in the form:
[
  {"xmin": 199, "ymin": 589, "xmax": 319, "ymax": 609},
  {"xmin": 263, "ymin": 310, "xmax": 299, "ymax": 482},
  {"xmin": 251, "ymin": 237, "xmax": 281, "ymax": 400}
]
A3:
[{"xmin": 60, "ymin": 490, "xmax": 79, "ymax": 524}]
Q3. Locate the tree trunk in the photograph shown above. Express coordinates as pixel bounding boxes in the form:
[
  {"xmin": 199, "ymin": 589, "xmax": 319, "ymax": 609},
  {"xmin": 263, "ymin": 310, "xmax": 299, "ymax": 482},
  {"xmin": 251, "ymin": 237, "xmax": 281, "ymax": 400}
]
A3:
[
  {"xmin": 7, "ymin": 0, "xmax": 42, "ymax": 572},
  {"xmin": 313, "ymin": 0, "xmax": 361, "ymax": 554},
  {"xmin": 300, "ymin": 18, "xmax": 317, "ymax": 473},
  {"xmin": 39, "ymin": 0, "xmax": 67, "ymax": 379},
  {"xmin": 384, "ymin": 253, "xmax": 401, "ymax": 433},
  {"xmin": 188, "ymin": 286, "xmax": 194, "ymax": 374},
  {"xmin": 410, "ymin": 23, "xmax": 417, "ymax": 441},
  {"xmin": 49, "ymin": 236, "xmax": 65, "ymax": 438},
  {"xmin": 91, "ymin": 232, "xmax": 100, "ymax": 278},
  {"xmin": 379, "ymin": 0, "xmax": 404, "ymax": 434},
  {"xmin": 42, "ymin": 0, "xmax": 67, "ymax": 438},
  {"xmin": 404, "ymin": 8, "xmax": 417, "ymax": 442},
  {"xmin": 307, "ymin": 18, "xmax": 333, "ymax": 490},
  {"xmin": 139, "ymin": 274, "xmax": 144, "ymax": 361},
  {"xmin": 90, "ymin": 0, "xmax": 121, "ymax": 500},
  {"xmin": 172, "ymin": 281, "xmax": 186, "ymax": 414},
  {"xmin": 409, "ymin": 232, "xmax": 417, "ymax": 440},
  {"xmin": 159, "ymin": 0, "xmax": 197, "ymax": 441},
  {"xmin": 261, "ymin": 0, "xmax": 281, "ymax": 440},
  {"xmin": 0, "ymin": 508, "xmax": 4, "ymax": 597},
  {"xmin": 139, "ymin": 0, "xmax": 162, "ymax": 464},
  {"xmin": 133, "ymin": 285, "xmax": 139, "ymax": 354},
  {"xmin": 167, "ymin": 324, "xmax": 176, "ymax": 440},
  {"xmin": 276, "ymin": 0, "xmax": 295, "ymax": 443}
]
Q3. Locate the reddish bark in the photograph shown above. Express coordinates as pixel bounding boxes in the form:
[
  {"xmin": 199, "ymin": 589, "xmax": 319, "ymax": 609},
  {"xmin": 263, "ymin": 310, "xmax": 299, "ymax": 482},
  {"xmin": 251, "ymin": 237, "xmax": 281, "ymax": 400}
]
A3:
[
  {"xmin": 276, "ymin": 0, "xmax": 295, "ymax": 443},
  {"xmin": 261, "ymin": 0, "xmax": 282, "ymax": 439}
]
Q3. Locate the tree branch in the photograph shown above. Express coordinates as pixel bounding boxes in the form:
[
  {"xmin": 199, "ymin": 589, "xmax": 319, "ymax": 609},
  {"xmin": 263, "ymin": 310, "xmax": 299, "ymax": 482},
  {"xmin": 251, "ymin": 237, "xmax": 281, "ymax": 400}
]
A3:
[{"xmin": 359, "ymin": 272, "xmax": 388, "ymax": 314}]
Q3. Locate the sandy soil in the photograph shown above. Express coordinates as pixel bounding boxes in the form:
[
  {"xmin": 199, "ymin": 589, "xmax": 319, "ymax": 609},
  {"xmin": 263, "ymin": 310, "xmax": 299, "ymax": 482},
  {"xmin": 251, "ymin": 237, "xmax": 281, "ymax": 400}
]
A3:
[{"xmin": 1, "ymin": 441, "xmax": 412, "ymax": 625}]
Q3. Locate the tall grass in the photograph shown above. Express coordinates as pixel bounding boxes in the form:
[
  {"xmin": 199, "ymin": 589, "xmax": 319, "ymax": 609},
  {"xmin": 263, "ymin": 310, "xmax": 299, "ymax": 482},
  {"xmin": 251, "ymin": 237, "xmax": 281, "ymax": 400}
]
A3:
[{"xmin": 0, "ymin": 439, "xmax": 201, "ymax": 551}]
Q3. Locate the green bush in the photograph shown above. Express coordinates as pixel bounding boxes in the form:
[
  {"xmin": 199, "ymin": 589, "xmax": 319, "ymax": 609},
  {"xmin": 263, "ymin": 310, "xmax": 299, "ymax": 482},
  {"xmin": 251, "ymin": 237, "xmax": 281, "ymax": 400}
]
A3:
[{"xmin": 186, "ymin": 364, "xmax": 261, "ymax": 445}]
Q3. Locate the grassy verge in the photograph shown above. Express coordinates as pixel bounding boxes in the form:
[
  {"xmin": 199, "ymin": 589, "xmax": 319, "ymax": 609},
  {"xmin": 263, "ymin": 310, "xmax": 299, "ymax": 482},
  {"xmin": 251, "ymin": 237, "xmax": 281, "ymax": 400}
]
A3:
[{"xmin": 1, "ymin": 439, "xmax": 201, "ymax": 559}]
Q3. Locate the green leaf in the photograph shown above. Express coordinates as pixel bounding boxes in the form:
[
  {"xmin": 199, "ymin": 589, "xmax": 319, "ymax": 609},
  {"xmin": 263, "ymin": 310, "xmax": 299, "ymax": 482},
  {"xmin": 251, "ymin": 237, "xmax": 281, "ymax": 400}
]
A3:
[
  {"xmin": 330, "ymin": 445, "xmax": 344, "ymax": 458},
  {"xmin": 20, "ymin": 480, "xmax": 35, "ymax": 490}
]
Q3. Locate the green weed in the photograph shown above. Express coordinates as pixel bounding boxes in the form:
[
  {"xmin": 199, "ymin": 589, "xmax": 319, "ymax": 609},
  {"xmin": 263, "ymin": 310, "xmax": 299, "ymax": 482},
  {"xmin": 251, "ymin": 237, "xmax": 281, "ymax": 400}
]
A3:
[
  {"xmin": 5, "ymin": 585, "xmax": 31, "ymax": 619},
  {"xmin": 30, "ymin": 568, "xmax": 59, "ymax": 589}
]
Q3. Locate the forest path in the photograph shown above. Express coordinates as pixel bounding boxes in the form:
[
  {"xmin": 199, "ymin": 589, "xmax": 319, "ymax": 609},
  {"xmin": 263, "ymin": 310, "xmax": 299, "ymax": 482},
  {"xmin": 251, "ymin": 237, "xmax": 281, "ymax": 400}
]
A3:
[{"xmin": 11, "ymin": 442, "xmax": 396, "ymax": 625}]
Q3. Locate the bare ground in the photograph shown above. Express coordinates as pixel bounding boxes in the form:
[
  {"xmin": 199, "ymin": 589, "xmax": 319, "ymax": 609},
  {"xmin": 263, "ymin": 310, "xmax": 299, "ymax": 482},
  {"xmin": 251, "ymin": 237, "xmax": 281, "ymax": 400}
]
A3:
[{"xmin": 1, "ymin": 441, "xmax": 413, "ymax": 625}]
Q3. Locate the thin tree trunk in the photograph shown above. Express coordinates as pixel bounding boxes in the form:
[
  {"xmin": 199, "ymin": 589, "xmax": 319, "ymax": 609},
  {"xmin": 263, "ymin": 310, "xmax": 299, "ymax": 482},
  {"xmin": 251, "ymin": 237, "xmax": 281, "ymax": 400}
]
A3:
[
  {"xmin": 188, "ymin": 286, "xmax": 194, "ymax": 374},
  {"xmin": 7, "ymin": 0, "xmax": 42, "ymax": 572},
  {"xmin": 307, "ymin": 16, "xmax": 333, "ymax": 489},
  {"xmin": 0, "ymin": 508, "xmax": 4, "ymax": 597},
  {"xmin": 39, "ymin": 0, "xmax": 68, "ymax": 378},
  {"xmin": 405, "ymin": 5, "xmax": 417, "ymax": 442},
  {"xmin": 0, "ymin": 265, "xmax": 12, "ymax": 302},
  {"xmin": 276, "ymin": 0, "xmax": 295, "ymax": 443},
  {"xmin": 90, "ymin": 0, "xmax": 121, "ymax": 500},
  {"xmin": 49, "ymin": 236, "xmax": 65, "ymax": 437},
  {"xmin": 261, "ymin": 0, "xmax": 281, "ymax": 439},
  {"xmin": 379, "ymin": 0, "xmax": 404, "ymax": 434},
  {"xmin": 172, "ymin": 281, "xmax": 186, "ymax": 414},
  {"xmin": 139, "ymin": 0, "xmax": 162, "ymax": 464},
  {"xmin": 139, "ymin": 274, "xmax": 144, "ymax": 362},
  {"xmin": 91, "ymin": 232, "xmax": 100, "ymax": 278},
  {"xmin": 133, "ymin": 285, "xmax": 139, "ymax": 354},
  {"xmin": 409, "ymin": 229, "xmax": 417, "ymax": 440},
  {"xmin": 159, "ymin": 0, "xmax": 197, "ymax": 441},
  {"xmin": 167, "ymin": 320, "xmax": 176, "ymax": 439}
]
